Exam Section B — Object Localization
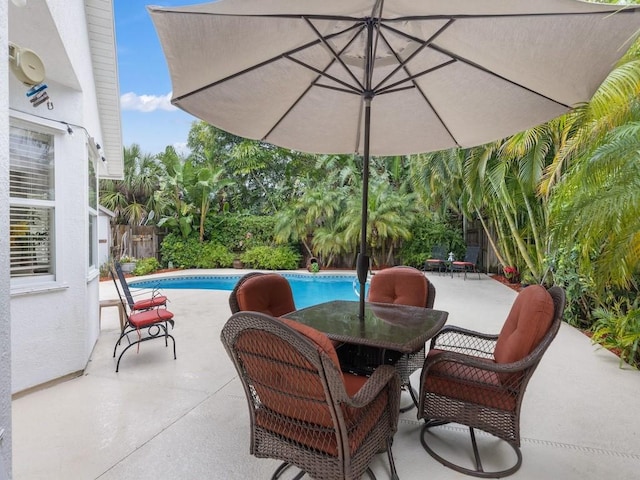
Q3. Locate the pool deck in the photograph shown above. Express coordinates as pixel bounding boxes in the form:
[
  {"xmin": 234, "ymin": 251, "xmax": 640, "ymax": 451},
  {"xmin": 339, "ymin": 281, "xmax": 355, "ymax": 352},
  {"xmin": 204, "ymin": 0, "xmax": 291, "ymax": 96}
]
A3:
[{"xmin": 12, "ymin": 269, "xmax": 640, "ymax": 479}]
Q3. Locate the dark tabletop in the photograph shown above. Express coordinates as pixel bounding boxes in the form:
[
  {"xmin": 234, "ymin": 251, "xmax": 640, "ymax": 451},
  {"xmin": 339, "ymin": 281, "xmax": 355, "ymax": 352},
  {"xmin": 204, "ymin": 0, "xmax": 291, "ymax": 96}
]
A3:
[{"xmin": 285, "ymin": 300, "xmax": 448, "ymax": 353}]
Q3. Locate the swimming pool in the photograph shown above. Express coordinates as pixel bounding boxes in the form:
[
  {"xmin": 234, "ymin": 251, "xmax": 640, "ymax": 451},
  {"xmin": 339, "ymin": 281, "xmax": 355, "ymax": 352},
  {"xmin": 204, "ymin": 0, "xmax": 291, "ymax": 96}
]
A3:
[{"xmin": 129, "ymin": 272, "xmax": 370, "ymax": 309}]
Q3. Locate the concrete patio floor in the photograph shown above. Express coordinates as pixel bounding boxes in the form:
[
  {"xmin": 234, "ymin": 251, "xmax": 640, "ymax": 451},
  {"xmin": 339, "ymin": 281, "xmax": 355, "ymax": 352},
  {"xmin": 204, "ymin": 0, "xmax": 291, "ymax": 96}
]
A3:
[{"xmin": 12, "ymin": 269, "xmax": 640, "ymax": 479}]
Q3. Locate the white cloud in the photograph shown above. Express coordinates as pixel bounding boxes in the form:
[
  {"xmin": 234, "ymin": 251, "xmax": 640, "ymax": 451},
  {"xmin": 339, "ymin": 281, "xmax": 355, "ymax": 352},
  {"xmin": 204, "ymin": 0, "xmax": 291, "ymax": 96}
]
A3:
[{"xmin": 120, "ymin": 91, "xmax": 177, "ymax": 112}]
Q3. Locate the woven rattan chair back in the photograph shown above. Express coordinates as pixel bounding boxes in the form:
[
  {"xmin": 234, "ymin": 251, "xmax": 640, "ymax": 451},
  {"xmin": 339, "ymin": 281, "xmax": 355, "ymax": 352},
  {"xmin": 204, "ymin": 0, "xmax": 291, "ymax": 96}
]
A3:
[
  {"xmin": 367, "ymin": 266, "xmax": 436, "ymax": 411},
  {"xmin": 221, "ymin": 311, "xmax": 401, "ymax": 480},
  {"xmin": 228, "ymin": 272, "xmax": 295, "ymax": 317}
]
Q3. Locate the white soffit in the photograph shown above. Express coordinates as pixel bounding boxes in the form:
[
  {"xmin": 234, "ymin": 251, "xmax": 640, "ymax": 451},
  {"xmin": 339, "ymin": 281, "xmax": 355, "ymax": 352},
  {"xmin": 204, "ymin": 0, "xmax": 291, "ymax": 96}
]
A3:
[{"xmin": 85, "ymin": 0, "xmax": 123, "ymax": 180}]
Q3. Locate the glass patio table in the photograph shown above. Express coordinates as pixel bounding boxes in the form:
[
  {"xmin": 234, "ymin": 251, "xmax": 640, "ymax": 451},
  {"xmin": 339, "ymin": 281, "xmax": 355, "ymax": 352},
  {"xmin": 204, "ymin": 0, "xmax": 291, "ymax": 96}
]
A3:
[{"xmin": 286, "ymin": 300, "xmax": 448, "ymax": 355}]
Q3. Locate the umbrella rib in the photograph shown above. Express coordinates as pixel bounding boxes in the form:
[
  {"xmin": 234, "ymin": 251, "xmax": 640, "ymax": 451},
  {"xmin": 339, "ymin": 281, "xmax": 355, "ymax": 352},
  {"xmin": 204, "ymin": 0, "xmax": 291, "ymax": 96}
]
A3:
[
  {"xmin": 284, "ymin": 55, "xmax": 362, "ymax": 95},
  {"xmin": 172, "ymin": 21, "xmax": 363, "ymax": 104},
  {"xmin": 372, "ymin": 20, "xmax": 454, "ymax": 93},
  {"xmin": 428, "ymin": 43, "xmax": 573, "ymax": 109},
  {"xmin": 376, "ymin": 59, "xmax": 455, "ymax": 95},
  {"xmin": 303, "ymin": 17, "xmax": 366, "ymax": 92},
  {"xmin": 261, "ymin": 21, "xmax": 367, "ymax": 142}
]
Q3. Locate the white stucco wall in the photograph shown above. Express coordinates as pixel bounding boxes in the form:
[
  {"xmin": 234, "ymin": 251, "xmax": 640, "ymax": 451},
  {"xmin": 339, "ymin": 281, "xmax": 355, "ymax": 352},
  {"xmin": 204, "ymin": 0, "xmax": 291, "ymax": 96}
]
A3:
[
  {"xmin": 8, "ymin": 0, "xmax": 104, "ymax": 393},
  {"xmin": 1, "ymin": 1, "xmax": 13, "ymax": 476}
]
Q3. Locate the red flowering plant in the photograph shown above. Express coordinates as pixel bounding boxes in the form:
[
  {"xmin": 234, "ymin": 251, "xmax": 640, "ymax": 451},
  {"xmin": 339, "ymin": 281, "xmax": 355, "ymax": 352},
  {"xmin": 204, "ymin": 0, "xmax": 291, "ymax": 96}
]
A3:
[{"xmin": 503, "ymin": 266, "xmax": 520, "ymax": 283}]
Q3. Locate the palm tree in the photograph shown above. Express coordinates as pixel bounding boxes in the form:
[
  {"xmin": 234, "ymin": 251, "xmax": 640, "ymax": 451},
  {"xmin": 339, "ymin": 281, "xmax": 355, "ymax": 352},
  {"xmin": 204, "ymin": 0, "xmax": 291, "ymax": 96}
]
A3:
[
  {"xmin": 338, "ymin": 180, "xmax": 418, "ymax": 267},
  {"xmin": 99, "ymin": 144, "xmax": 162, "ymax": 225},
  {"xmin": 274, "ymin": 180, "xmax": 347, "ymax": 259},
  {"xmin": 550, "ymin": 37, "xmax": 640, "ymax": 292}
]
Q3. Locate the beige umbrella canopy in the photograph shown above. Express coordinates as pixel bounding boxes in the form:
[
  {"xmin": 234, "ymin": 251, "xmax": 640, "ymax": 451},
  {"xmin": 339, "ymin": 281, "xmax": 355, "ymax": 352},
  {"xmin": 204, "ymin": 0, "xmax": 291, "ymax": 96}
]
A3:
[{"xmin": 149, "ymin": 0, "xmax": 640, "ymax": 318}]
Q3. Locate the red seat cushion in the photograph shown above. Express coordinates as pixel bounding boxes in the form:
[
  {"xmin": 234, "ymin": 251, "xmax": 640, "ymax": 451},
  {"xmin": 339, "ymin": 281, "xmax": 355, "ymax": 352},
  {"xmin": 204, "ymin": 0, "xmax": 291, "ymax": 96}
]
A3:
[
  {"xmin": 424, "ymin": 349, "xmax": 517, "ymax": 411},
  {"xmin": 494, "ymin": 285, "xmax": 555, "ymax": 364},
  {"xmin": 132, "ymin": 296, "xmax": 167, "ymax": 311},
  {"xmin": 236, "ymin": 274, "xmax": 295, "ymax": 317},
  {"xmin": 368, "ymin": 267, "xmax": 428, "ymax": 307},
  {"xmin": 452, "ymin": 261, "xmax": 473, "ymax": 267},
  {"xmin": 128, "ymin": 308, "xmax": 174, "ymax": 328}
]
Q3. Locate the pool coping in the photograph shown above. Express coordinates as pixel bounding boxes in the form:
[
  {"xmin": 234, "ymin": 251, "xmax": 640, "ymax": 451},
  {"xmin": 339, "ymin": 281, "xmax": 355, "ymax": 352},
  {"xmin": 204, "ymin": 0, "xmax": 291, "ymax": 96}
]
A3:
[{"xmin": 128, "ymin": 268, "xmax": 364, "ymax": 288}]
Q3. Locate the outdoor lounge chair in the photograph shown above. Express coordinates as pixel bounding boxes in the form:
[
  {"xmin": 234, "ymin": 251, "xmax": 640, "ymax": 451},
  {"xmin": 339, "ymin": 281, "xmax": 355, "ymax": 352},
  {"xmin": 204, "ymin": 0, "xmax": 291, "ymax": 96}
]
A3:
[
  {"xmin": 423, "ymin": 245, "xmax": 448, "ymax": 274},
  {"xmin": 221, "ymin": 311, "xmax": 401, "ymax": 480},
  {"xmin": 418, "ymin": 285, "xmax": 566, "ymax": 477},
  {"xmin": 451, "ymin": 245, "xmax": 481, "ymax": 280},
  {"xmin": 367, "ymin": 266, "xmax": 436, "ymax": 411},
  {"xmin": 111, "ymin": 273, "xmax": 176, "ymax": 373},
  {"xmin": 113, "ymin": 260, "xmax": 168, "ymax": 312},
  {"xmin": 228, "ymin": 272, "xmax": 295, "ymax": 317}
]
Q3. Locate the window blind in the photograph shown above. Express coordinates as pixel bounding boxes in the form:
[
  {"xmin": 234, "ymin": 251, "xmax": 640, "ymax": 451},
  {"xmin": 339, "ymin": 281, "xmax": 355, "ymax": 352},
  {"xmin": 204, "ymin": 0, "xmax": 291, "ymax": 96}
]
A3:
[{"xmin": 9, "ymin": 125, "xmax": 55, "ymax": 278}]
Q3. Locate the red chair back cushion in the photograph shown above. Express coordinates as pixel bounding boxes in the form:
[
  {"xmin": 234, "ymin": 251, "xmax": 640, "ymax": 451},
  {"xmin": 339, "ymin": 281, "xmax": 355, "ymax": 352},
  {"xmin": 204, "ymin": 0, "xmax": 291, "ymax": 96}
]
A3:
[
  {"xmin": 236, "ymin": 319, "xmax": 378, "ymax": 456},
  {"xmin": 494, "ymin": 285, "xmax": 555, "ymax": 364},
  {"xmin": 236, "ymin": 274, "xmax": 295, "ymax": 317},
  {"xmin": 367, "ymin": 267, "xmax": 428, "ymax": 307}
]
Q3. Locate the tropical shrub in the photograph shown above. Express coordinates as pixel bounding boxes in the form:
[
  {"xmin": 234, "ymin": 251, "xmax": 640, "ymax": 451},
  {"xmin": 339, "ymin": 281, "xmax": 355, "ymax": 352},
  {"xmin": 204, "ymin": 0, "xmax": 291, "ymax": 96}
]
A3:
[
  {"xmin": 398, "ymin": 217, "xmax": 465, "ymax": 267},
  {"xmin": 205, "ymin": 214, "xmax": 277, "ymax": 252},
  {"xmin": 160, "ymin": 234, "xmax": 234, "ymax": 268},
  {"xmin": 591, "ymin": 300, "xmax": 640, "ymax": 369},
  {"xmin": 240, "ymin": 245, "xmax": 301, "ymax": 270},
  {"xmin": 132, "ymin": 257, "xmax": 160, "ymax": 276}
]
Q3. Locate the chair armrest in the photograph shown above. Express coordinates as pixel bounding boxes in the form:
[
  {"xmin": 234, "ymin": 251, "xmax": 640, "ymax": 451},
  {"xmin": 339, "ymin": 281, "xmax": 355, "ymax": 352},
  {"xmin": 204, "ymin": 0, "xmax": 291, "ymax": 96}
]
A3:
[
  {"xmin": 423, "ymin": 348, "xmax": 541, "ymax": 377},
  {"xmin": 430, "ymin": 325, "xmax": 498, "ymax": 358},
  {"xmin": 343, "ymin": 365, "xmax": 400, "ymax": 409}
]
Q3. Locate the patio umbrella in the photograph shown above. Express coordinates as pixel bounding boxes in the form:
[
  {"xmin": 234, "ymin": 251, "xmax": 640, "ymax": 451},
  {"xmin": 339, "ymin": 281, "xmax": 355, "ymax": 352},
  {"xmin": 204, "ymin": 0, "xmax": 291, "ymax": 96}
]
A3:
[{"xmin": 149, "ymin": 0, "xmax": 640, "ymax": 319}]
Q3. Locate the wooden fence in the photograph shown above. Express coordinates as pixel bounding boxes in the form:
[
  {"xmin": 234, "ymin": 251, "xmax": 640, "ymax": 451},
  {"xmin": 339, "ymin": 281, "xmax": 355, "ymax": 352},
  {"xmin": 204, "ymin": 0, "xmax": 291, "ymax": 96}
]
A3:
[{"xmin": 111, "ymin": 225, "xmax": 159, "ymax": 261}]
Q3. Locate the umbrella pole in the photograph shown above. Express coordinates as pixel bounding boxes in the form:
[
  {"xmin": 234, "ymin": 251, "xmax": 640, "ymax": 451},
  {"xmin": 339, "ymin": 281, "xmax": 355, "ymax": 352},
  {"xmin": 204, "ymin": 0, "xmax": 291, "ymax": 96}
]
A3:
[
  {"xmin": 357, "ymin": 17, "xmax": 376, "ymax": 322},
  {"xmin": 357, "ymin": 96, "xmax": 372, "ymax": 321}
]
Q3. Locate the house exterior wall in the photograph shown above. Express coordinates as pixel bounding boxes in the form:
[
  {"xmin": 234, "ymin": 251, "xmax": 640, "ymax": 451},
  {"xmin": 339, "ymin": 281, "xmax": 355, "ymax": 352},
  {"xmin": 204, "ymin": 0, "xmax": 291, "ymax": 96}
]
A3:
[
  {"xmin": 1, "ymin": 0, "xmax": 13, "ymax": 475},
  {"xmin": 8, "ymin": 0, "xmax": 108, "ymax": 394}
]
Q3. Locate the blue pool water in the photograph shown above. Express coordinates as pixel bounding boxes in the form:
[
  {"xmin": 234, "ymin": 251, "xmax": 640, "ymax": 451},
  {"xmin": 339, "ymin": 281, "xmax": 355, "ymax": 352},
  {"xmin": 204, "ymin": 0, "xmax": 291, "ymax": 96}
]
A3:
[{"xmin": 129, "ymin": 273, "xmax": 369, "ymax": 309}]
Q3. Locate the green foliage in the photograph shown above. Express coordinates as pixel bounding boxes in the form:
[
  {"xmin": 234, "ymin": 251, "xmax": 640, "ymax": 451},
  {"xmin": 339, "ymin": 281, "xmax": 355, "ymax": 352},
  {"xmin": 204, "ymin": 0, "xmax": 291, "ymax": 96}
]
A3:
[
  {"xmin": 398, "ymin": 217, "xmax": 465, "ymax": 267},
  {"xmin": 240, "ymin": 246, "xmax": 301, "ymax": 270},
  {"xmin": 204, "ymin": 214, "xmax": 276, "ymax": 252},
  {"xmin": 591, "ymin": 300, "xmax": 640, "ymax": 369},
  {"xmin": 545, "ymin": 247, "xmax": 597, "ymax": 328},
  {"xmin": 160, "ymin": 233, "xmax": 234, "ymax": 268},
  {"xmin": 132, "ymin": 257, "xmax": 160, "ymax": 276}
]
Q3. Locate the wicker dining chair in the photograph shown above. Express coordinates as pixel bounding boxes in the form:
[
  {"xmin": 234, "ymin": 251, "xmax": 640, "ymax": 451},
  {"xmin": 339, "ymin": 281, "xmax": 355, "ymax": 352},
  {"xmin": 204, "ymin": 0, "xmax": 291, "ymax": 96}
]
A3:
[
  {"xmin": 221, "ymin": 311, "xmax": 401, "ymax": 480},
  {"xmin": 418, "ymin": 285, "xmax": 566, "ymax": 477},
  {"xmin": 367, "ymin": 266, "xmax": 436, "ymax": 411},
  {"xmin": 229, "ymin": 272, "xmax": 296, "ymax": 317}
]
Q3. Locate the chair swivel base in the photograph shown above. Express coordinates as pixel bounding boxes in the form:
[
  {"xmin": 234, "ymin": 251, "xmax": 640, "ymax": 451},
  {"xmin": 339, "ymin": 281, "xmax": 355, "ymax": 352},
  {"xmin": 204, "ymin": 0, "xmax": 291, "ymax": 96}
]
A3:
[
  {"xmin": 420, "ymin": 420, "xmax": 522, "ymax": 478},
  {"xmin": 272, "ymin": 462, "xmax": 377, "ymax": 480}
]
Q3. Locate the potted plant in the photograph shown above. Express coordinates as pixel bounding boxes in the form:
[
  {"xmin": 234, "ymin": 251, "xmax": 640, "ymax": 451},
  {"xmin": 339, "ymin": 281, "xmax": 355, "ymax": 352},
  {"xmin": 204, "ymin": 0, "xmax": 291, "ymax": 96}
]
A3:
[{"xmin": 119, "ymin": 256, "xmax": 137, "ymax": 273}]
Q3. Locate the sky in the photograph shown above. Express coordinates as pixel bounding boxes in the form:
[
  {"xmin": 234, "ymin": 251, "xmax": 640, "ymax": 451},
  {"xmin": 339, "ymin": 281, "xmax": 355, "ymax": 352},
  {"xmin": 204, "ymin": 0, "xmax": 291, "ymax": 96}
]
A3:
[{"xmin": 114, "ymin": 1, "xmax": 205, "ymax": 156}]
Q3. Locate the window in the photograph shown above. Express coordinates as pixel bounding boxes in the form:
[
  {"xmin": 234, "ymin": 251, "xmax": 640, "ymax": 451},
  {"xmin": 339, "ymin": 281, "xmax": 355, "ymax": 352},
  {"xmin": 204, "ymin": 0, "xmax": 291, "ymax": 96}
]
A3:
[
  {"xmin": 88, "ymin": 151, "xmax": 98, "ymax": 270},
  {"xmin": 9, "ymin": 124, "xmax": 55, "ymax": 280}
]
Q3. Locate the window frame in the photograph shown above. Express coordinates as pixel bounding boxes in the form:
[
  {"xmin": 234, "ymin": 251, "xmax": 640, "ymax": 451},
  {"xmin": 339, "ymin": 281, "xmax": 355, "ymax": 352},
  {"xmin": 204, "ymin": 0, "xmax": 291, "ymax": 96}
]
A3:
[
  {"xmin": 9, "ymin": 116, "xmax": 63, "ymax": 291},
  {"xmin": 87, "ymin": 143, "xmax": 99, "ymax": 275}
]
